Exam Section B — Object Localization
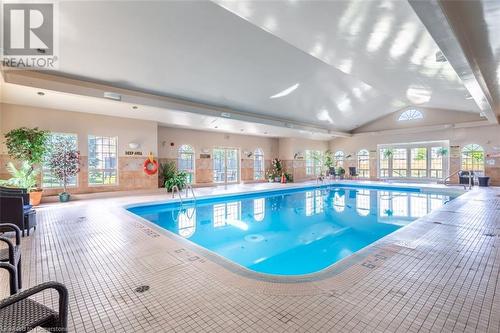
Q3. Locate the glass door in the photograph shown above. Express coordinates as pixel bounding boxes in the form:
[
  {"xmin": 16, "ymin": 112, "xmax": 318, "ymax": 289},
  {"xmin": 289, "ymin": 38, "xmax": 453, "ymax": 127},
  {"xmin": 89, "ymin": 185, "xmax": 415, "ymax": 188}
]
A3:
[{"xmin": 213, "ymin": 148, "xmax": 239, "ymax": 184}]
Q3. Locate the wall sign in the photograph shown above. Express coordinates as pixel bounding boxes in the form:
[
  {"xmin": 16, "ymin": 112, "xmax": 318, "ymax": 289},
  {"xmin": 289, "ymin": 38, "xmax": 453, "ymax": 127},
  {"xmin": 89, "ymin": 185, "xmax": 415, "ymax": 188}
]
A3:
[{"xmin": 125, "ymin": 151, "xmax": 143, "ymax": 156}]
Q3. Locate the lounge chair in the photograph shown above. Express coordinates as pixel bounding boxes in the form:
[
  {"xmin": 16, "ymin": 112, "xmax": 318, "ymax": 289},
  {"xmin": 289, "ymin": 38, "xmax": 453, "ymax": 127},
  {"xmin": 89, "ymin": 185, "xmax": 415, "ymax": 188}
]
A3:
[
  {"xmin": 0, "ymin": 223, "xmax": 22, "ymax": 290},
  {"xmin": 458, "ymin": 171, "xmax": 475, "ymax": 186},
  {"xmin": 0, "ymin": 195, "xmax": 36, "ymax": 236},
  {"xmin": 0, "ymin": 262, "xmax": 18, "ymax": 295},
  {"xmin": 348, "ymin": 167, "xmax": 359, "ymax": 179},
  {"xmin": 0, "ymin": 281, "xmax": 69, "ymax": 332}
]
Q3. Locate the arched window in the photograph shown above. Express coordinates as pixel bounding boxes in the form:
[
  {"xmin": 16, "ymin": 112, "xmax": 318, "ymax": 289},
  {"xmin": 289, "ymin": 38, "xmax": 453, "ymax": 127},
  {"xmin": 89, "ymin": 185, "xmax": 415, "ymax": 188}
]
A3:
[
  {"xmin": 254, "ymin": 148, "xmax": 264, "ymax": 180},
  {"xmin": 178, "ymin": 145, "xmax": 195, "ymax": 183},
  {"xmin": 333, "ymin": 191, "xmax": 345, "ymax": 212},
  {"xmin": 461, "ymin": 144, "xmax": 485, "ymax": 174},
  {"xmin": 178, "ymin": 208, "xmax": 196, "ymax": 238},
  {"xmin": 357, "ymin": 149, "xmax": 370, "ymax": 178},
  {"xmin": 334, "ymin": 151, "xmax": 344, "ymax": 167},
  {"xmin": 398, "ymin": 109, "xmax": 423, "ymax": 121}
]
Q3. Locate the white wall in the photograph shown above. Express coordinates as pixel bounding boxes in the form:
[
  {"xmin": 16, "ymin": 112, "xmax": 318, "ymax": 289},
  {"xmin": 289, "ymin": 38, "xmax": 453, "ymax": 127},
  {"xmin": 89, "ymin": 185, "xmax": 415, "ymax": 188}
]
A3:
[
  {"xmin": 278, "ymin": 137, "xmax": 329, "ymax": 160},
  {"xmin": 0, "ymin": 103, "xmax": 158, "ymax": 156},
  {"xmin": 157, "ymin": 126, "xmax": 279, "ymax": 159}
]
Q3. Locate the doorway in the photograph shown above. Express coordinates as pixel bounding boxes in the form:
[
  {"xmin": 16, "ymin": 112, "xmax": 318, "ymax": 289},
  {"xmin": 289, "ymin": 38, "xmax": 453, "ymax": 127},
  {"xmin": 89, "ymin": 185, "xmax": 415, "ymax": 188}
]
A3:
[{"xmin": 213, "ymin": 148, "xmax": 239, "ymax": 184}]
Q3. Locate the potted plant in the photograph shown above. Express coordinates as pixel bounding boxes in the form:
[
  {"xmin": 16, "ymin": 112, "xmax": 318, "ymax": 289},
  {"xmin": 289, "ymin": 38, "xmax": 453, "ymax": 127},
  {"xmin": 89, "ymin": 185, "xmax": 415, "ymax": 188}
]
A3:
[
  {"xmin": 336, "ymin": 166, "xmax": 346, "ymax": 179},
  {"xmin": 161, "ymin": 161, "xmax": 189, "ymax": 191},
  {"xmin": 436, "ymin": 147, "xmax": 448, "ymax": 157},
  {"xmin": 4, "ymin": 127, "xmax": 48, "ymax": 205},
  {"xmin": 271, "ymin": 158, "xmax": 283, "ymax": 182},
  {"xmin": 0, "ymin": 161, "xmax": 39, "ymax": 192},
  {"xmin": 47, "ymin": 136, "xmax": 80, "ymax": 202}
]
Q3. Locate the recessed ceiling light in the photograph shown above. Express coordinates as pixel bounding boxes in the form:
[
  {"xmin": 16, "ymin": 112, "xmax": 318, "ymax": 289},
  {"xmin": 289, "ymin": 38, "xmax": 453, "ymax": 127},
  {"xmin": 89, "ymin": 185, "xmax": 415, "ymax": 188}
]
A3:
[
  {"xmin": 37, "ymin": 91, "xmax": 45, "ymax": 96},
  {"xmin": 270, "ymin": 83, "xmax": 300, "ymax": 99},
  {"xmin": 214, "ymin": 126, "xmax": 218, "ymax": 129},
  {"xmin": 264, "ymin": 131, "xmax": 268, "ymax": 135},
  {"xmin": 132, "ymin": 105, "xmax": 138, "ymax": 110},
  {"xmin": 240, "ymin": 129, "xmax": 244, "ymax": 132}
]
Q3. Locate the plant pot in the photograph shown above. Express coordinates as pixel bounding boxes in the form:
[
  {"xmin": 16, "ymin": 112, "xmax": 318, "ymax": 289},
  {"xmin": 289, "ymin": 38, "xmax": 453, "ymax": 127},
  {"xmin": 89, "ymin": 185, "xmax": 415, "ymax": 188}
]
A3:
[
  {"xmin": 59, "ymin": 192, "xmax": 71, "ymax": 202},
  {"xmin": 29, "ymin": 190, "xmax": 43, "ymax": 206}
]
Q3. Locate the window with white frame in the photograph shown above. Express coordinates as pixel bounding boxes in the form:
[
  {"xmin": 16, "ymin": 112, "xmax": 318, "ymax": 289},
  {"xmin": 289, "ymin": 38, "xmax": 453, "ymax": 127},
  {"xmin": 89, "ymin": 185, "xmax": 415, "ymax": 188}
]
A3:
[
  {"xmin": 410, "ymin": 147, "xmax": 427, "ymax": 178},
  {"xmin": 178, "ymin": 145, "xmax": 195, "ymax": 183},
  {"xmin": 398, "ymin": 109, "xmax": 423, "ymax": 121},
  {"xmin": 334, "ymin": 150, "xmax": 344, "ymax": 167},
  {"xmin": 254, "ymin": 148, "xmax": 264, "ymax": 180},
  {"xmin": 42, "ymin": 133, "xmax": 78, "ymax": 188},
  {"xmin": 392, "ymin": 148, "xmax": 407, "ymax": 177},
  {"xmin": 356, "ymin": 189, "xmax": 370, "ymax": 216},
  {"xmin": 253, "ymin": 198, "xmax": 265, "ymax": 221},
  {"xmin": 461, "ymin": 144, "xmax": 484, "ymax": 174},
  {"xmin": 357, "ymin": 149, "xmax": 370, "ymax": 178},
  {"xmin": 305, "ymin": 150, "xmax": 323, "ymax": 176},
  {"xmin": 88, "ymin": 135, "xmax": 118, "ymax": 185},
  {"xmin": 378, "ymin": 142, "xmax": 448, "ymax": 180},
  {"xmin": 430, "ymin": 147, "xmax": 444, "ymax": 178},
  {"xmin": 178, "ymin": 208, "xmax": 196, "ymax": 238},
  {"xmin": 333, "ymin": 191, "xmax": 345, "ymax": 212}
]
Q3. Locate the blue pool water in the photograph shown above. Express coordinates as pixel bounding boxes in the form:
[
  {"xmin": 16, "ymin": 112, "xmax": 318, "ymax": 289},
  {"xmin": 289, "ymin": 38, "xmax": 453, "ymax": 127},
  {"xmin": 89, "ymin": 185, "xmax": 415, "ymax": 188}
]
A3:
[{"xmin": 128, "ymin": 185, "xmax": 456, "ymax": 276}]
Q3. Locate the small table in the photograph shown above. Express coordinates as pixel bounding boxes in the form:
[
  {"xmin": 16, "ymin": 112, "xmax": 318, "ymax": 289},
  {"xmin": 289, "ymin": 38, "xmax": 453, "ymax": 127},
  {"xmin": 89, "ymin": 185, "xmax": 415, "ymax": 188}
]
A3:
[{"xmin": 478, "ymin": 176, "xmax": 490, "ymax": 187}]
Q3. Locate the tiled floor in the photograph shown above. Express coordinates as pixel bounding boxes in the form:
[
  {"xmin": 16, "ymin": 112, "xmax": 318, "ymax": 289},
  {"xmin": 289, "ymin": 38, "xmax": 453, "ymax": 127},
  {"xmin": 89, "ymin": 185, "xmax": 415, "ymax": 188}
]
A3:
[{"xmin": 1, "ymin": 181, "xmax": 499, "ymax": 332}]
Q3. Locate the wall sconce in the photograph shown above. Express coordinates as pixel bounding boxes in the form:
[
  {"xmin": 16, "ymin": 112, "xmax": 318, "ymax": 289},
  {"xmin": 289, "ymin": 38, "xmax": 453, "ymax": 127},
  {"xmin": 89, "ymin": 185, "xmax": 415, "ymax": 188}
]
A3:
[{"xmin": 128, "ymin": 142, "xmax": 140, "ymax": 149}]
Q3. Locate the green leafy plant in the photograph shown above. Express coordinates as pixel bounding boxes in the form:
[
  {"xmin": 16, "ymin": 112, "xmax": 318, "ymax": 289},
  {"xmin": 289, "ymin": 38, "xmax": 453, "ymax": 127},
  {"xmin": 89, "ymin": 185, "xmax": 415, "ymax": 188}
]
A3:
[
  {"xmin": 336, "ymin": 166, "xmax": 346, "ymax": 176},
  {"xmin": 436, "ymin": 147, "xmax": 448, "ymax": 157},
  {"xmin": 165, "ymin": 170, "xmax": 188, "ymax": 192},
  {"xmin": 324, "ymin": 150, "xmax": 334, "ymax": 169},
  {"xmin": 383, "ymin": 148, "xmax": 393, "ymax": 159},
  {"xmin": 160, "ymin": 161, "xmax": 188, "ymax": 191},
  {"xmin": 0, "ymin": 161, "xmax": 39, "ymax": 191},
  {"xmin": 5, "ymin": 127, "xmax": 49, "ymax": 166}
]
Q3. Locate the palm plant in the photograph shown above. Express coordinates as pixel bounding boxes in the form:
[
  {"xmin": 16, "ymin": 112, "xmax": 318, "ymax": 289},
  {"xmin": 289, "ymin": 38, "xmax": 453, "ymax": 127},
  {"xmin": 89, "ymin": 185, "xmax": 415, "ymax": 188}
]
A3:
[{"xmin": 0, "ymin": 161, "xmax": 39, "ymax": 191}]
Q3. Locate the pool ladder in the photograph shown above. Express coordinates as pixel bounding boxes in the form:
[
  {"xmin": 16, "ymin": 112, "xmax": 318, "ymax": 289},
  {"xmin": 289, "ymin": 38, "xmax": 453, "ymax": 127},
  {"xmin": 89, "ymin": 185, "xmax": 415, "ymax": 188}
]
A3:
[{"xmin": 171, "ymin": 184, "xmax": 197, "ymax": 204}]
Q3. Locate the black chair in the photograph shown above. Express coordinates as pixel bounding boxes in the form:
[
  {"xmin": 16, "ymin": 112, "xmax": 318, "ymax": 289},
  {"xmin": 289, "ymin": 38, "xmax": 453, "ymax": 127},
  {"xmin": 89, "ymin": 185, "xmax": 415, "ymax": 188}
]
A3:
[
  {"xmin": 348, "ymin": 167, "xmax": 359, "ymax": 179},
  {"xmin": 0, "ymin": 223, "xmax": 22, "ymax": 290},
  {"xmin": 0, "ymin": 187, "xmax": 30, "ymax": 207},
  {"xmin": 458, "ymin": 171, "xmax": 475, "ymax": 186},
  {"xmin": 0, "ymin": 262, "xmax": 18, "ymax": 295},
  {"xmin": 0, "ymin": 195, "xmax": 36, "ymax": 236},
  {"xmin": 0, "ymin": 281, "xmax": 69, "ymax": 332},
  {"xmin": 328, "ymin": 167, "xmax": 337, "ymax": 178}
]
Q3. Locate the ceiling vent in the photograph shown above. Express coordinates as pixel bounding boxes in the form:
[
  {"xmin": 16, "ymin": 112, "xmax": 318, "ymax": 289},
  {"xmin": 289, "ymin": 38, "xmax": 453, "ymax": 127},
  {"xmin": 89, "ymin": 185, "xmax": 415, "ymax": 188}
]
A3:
[
  {"xmin": 103, "ymin": 92, "xmax": 121, "ymax": 101},
  {"xmin": 220, "ymin": 112, "xmax": 231, "ymax": 118}
]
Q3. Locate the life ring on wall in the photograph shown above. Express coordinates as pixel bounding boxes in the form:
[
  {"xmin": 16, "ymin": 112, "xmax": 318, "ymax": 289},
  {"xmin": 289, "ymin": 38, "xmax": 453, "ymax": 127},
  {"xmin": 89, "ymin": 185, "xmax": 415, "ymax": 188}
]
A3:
[{"xmin": 143, "ymin": 153, "xmax": 158, "ymax": 175}]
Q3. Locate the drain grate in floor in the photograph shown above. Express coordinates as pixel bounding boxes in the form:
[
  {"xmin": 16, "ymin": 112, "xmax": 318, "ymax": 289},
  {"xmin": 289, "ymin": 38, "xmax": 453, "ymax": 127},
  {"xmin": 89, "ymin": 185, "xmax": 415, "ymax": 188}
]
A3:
[{"xmin": 135, "ymin": 285, "xmax": 150, "ymax": 293}]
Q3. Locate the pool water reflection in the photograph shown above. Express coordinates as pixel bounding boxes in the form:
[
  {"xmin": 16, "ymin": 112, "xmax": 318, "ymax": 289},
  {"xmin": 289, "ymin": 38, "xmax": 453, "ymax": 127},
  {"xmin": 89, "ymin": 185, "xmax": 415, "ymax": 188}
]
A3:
[{"xmin": 128, "ymin": 187, "xmax": 454, "ymax": 276}]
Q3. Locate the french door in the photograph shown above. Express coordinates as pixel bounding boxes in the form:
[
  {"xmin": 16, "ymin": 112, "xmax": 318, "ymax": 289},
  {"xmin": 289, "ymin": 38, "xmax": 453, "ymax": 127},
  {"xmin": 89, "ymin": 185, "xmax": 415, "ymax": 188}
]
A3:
[{"xmin": 213, "ymin": 148, "xmax": 239, "ymax": 184}]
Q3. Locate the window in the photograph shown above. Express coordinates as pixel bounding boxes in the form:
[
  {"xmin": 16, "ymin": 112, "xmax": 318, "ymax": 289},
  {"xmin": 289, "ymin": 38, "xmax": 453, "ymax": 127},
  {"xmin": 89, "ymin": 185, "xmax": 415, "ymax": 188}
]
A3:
[
  {"xmin": 178, "ymin": 145, "xmax": 195, "ymax": 183},
  {"xmin": 461, "ymin": 144, "xmax": 485, "ymax": 174},
  {"xmin": 254, "ymin": 198, "xmax": 265, "ymax": 221},
  {"xmin": 392, "ymin": 148, "xmax": 407, "ymax": 177},
  {"xmin": 305, "ymin": 190, "xmax": 324, "ymax": 216},
  {"xmin": 410, "ymin": 147, "xmax": 427, "ymax": 178},
  {"xmin": 213, "ymin": 202, "xmax": 241, "ymax": 228},
  {"xmin": 333, "ymin": 191, "xmax": 345, "ymax": 212},
  {"xmin": 356, "ymin": 189, "xmax": 370, "ymax": 216},
  {"xmin": 178, "ymin": 208, "xmax": 196, "ymax": 238},
  {"xmin": 357, "ymin": 149, "xmax": 370, "ymax": 178},
  {"xmin": 430, "ymin": 147, "xmax": 444, "ymax": 178},
  {"xmin": 398, "ymin": 109, "xmax": 423, "ymax": 121},
  {"xmin": 42, "ymin": 133, "xmax": 78, "ymax": 188},
  {"xmin": 88, "ymin": 135, "xmax": 118, "ymax": 185},
  {"xmin": 254, "ymin": 148, "xmax": 264, "ymax": 180},
  {"xmin": 305, "ymin": 150, "xmax": 323, "ymax": 176},
  {"xmin": 334, "ymin": 150, "xmax": 344, "ymax": 167},
  {"xmin": 379, "ymin": 149, "xmax": 390, "ymax": 178}
]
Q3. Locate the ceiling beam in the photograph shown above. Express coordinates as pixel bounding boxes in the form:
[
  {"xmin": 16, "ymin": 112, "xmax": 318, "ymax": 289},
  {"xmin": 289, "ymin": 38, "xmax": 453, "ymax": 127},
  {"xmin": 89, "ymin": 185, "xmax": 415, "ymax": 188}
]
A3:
[
  {"xmin": 2, "ymin": 70, "xmax": 351, "ymax": 139},
  {"xmin": 409, "ymin": 0, "xmax": 498, "ymax": 124}
]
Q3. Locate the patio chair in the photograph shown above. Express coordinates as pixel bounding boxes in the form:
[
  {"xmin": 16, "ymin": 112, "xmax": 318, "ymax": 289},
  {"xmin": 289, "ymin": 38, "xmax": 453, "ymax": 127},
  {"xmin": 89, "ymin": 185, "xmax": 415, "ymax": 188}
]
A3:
[
  {"xmin": 0, "ymin": 195, "xmax": 36, "ymax": 237},
  {"xmin": 348, "ymin": 167, "xmax": 359, "ymax": 179},
  {"xmin": 328, "ymin": 167, "xmax": 337, "ymax": 179},
  {"xmin": 0, "ymin": 281, "xmax": 69, "ymax": 333},
  {"xmin": 458, "ymin": 171, "xmax": 475, "ymax": 186},
  {"xmin": 0, "ymin": 262, "xmax": 18, "ymax": 295},
  {"xmin": 0, "ymin": 223, "xmax": 22, "ymax": 289}
]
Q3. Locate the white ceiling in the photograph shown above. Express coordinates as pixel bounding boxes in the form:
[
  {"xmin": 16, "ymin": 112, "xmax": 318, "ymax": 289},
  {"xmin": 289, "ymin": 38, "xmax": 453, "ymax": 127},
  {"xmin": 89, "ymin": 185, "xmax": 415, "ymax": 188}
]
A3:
[{"xmin": 2, "ymin": 0, "xmax": 497, "ymax": 137}]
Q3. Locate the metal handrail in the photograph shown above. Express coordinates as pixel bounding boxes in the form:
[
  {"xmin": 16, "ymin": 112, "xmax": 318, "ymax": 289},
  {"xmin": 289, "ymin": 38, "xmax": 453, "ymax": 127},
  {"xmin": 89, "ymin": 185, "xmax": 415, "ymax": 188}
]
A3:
[
  {"xmin": 171, "ymin": 185, "xmax": 183, "ymax": 204},
  {"xmin": 185, "ymin": 184, "xmax": 197, "ymax": 203},
  {"xmin": 443, "ymin": 170, "xmax": 461, "ymax": 185}
]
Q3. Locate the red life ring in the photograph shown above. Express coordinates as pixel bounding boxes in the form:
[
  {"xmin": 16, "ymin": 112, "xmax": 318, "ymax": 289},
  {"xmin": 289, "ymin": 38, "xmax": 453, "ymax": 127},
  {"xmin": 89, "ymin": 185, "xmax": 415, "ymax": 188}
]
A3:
[{"xmin": 143, "ymin": 159, "xmax": 158, "ymax": 175}]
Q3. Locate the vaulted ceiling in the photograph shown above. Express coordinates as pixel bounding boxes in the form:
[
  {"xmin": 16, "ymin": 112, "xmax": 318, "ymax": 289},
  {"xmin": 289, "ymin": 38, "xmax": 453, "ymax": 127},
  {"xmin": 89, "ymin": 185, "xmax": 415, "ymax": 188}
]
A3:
[{"xmin": 1, "ymin": 0, "xmax": 499, "ymax": 138}]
